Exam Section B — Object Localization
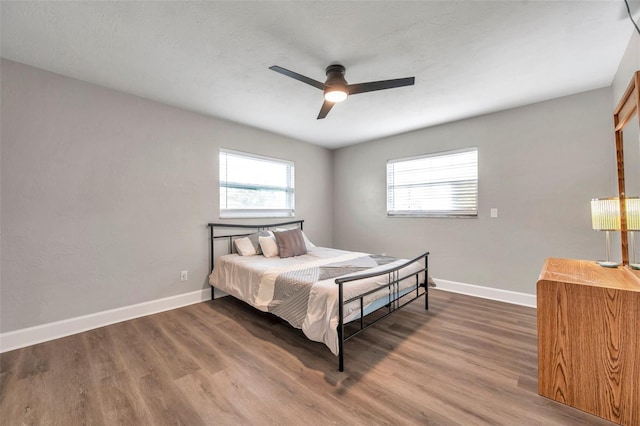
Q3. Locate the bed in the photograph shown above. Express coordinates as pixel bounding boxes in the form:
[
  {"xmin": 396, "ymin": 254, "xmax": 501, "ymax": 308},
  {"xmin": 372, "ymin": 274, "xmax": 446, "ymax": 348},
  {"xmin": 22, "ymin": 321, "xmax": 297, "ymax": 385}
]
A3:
[{"xmin": 208, "ymin": 220, "xmax": 430, "ymax": 371}]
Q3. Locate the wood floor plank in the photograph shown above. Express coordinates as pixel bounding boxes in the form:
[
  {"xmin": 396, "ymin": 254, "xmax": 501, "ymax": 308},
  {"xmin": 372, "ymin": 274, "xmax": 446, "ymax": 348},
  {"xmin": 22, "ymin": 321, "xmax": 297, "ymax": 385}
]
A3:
[
  {"xmin": 174, "ymin": 369, "xmax": 251, "ymax": 425},
  {"xmin": 92, "ymin": 370, "xmax": 149, "ymax": 425},
  {"xmin": 83, "ymin": 329, "xmax": 152, "ymax": 425},
  {"xmin": 137, "ymin": 369, "xmax": 206, "ymax": 426},
  {"xmin": 132, "ymin": 315, "xmax": 201, "ymax": 380},
  {"xmin": 15, "ymin": 343, "xmax": 49, "ymax": 380},
  {"xmin": 82, "ymin": 326, "xmax": 125, "ymax": 381},
  {"xmin": 106, "ymin": 320, "xmax": 165, "ymax": 379},
  {"xmin": 0, "ymin": 348, "xmax": 22, "ymax": 405},
  {"xmin": 1, "ymin": 334, "xmax": 105, "ymax": 424},
  {"xmin": 0, "ymin": 289, "xmax": 620, "ymax": 425},
  {"xmin": 47, "ymin": 333, "xmax": 104, "ymax": 424},
  {"xmin": 158, "ymin": 309, "xmax": 227, "ymax": 375},
  {"xmin": 1, "ymin": 373, "xmax": 53, "ymax": 425}
]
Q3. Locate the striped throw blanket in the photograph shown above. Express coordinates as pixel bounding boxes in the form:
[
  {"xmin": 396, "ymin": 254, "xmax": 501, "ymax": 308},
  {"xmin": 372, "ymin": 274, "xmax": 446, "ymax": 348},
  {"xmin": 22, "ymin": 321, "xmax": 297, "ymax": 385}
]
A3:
[{"xmin": 269, "ymin": 255, "xmax": 398, "ymax": 327}]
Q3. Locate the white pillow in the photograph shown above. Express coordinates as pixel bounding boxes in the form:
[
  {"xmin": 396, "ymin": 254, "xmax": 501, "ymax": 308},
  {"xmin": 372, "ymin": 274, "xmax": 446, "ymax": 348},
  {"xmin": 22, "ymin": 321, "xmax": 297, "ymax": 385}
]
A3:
[
  {"xmin": 234, "ymin": 237, "xmax": 257, "ymax": 256},
  {"xmin": 259, "ymin": 235, "xmax": 279, "ymax": 258},
  {"xmin": 302, "ymin": 231, "xmax": 316, "ymax": 249}
]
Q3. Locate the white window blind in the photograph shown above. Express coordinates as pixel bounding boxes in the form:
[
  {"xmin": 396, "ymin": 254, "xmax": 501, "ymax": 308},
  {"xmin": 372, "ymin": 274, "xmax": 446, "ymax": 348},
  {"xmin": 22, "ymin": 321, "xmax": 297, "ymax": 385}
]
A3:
[
  {"xmin": 219, "ymin": 149, "xmax": 295, "ymax": 218},
  {"xmin": 387, "ymin": 147, "xmax": 478, "ymax": 217}
]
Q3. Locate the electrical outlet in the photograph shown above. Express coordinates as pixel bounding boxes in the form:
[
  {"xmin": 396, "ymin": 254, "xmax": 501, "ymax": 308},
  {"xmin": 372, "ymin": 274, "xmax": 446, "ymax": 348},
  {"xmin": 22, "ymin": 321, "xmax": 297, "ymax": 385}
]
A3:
[{"xmin": 180, "ymin": 270, "xmax": 188, "ymax": 282}]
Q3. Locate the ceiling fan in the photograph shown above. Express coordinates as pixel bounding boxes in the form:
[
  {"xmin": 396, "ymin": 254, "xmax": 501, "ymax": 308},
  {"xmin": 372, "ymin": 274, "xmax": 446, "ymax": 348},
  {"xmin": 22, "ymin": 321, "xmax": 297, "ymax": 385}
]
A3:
[{"xmin": 269, "ymin": 64, "xmax": 415, "ymax": 119}]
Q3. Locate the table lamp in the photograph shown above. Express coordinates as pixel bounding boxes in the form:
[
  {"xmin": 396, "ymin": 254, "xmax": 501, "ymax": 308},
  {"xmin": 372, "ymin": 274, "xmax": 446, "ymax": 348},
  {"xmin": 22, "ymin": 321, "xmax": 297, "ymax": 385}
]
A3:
[
  {"xmin": 591, "ymin": 197, "xmax": 620, "ymax": 267},
  {"xmin": 626, "ymin": 197, "xmax": 640, "ymax": 270}
]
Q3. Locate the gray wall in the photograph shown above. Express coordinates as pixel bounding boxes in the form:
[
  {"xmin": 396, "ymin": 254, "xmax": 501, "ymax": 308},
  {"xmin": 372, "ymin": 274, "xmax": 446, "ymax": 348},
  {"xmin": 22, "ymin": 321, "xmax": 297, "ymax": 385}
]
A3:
[
  {"xmin": 0, "ymin": 59, "xmax": 333, "ymax": 333},
  {"xmin": 612, "ymin": 30, "xmax": 639, "ymax": 103},
  {"xmin": 332, "ymin": 87, "xmax": 615, "ymax": 294}
]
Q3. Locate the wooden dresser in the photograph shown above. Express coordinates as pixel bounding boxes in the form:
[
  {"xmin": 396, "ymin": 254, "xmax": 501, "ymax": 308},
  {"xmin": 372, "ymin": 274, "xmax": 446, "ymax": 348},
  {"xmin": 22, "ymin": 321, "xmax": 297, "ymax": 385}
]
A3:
[{"xmin": 537, "ymin": 258, "xmax": 640, "ymax": 425}]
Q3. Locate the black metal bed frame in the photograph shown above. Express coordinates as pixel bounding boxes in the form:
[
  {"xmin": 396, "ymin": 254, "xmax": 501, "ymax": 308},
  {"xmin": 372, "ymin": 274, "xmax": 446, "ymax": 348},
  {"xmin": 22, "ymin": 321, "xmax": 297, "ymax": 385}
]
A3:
[{"xmin": 207, "ymin": 220, "xmax": 429, "ymax": 371}]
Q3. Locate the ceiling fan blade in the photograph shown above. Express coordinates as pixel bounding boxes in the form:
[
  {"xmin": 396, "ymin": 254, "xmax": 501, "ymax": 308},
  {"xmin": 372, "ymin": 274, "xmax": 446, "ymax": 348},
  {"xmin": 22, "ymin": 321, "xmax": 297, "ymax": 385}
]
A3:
[
  {"xmin": 619, "ymin": 0, "xmax": 640, "ymax": 20},
  {"xmin": 269, "ymin": 66, "xmax": 325, "ymax": 90},
  {"xmin": 348, "ymin": 77, "xmax": 415, "ymax": 96},
  {"xmin": 317, "ymin": 100, "xmax": 335, "ymax": 119}
]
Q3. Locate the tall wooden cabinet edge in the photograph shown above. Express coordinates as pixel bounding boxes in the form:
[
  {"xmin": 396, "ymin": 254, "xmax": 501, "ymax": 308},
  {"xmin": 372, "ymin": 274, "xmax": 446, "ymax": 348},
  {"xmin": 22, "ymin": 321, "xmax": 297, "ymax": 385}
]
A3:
[{"xmin": 537, "ymin": 258, "xmax": 640, "ymax": 425}]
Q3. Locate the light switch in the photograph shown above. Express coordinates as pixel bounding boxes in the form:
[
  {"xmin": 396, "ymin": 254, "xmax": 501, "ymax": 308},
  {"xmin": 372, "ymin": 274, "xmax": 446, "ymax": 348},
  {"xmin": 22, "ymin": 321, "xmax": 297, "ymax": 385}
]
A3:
[{"xmin": 490, "ymin": 208, "xmax": 498, "ymax": 218}]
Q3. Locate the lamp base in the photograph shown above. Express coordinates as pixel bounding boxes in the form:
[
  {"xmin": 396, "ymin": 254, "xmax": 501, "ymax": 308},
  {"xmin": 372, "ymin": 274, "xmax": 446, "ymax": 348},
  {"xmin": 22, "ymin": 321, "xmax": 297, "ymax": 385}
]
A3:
[
  {"xmin": 596, "ymin": 260, "xmax": 619, "ymax": 268},
  {"xmin": 630, "ymin": 263, "xmax": 640, "ymax": 270}
]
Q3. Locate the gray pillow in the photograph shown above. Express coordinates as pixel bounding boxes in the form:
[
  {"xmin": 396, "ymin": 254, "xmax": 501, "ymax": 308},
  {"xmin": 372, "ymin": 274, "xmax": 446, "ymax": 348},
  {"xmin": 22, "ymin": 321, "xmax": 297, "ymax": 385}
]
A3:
[
  {"xmin": 247, "ymin": 231, "xmax": 271, "ymax": 255},
  {"xmin": 273, "ymin": 228, "xmax": 307, "ymax": 258}
]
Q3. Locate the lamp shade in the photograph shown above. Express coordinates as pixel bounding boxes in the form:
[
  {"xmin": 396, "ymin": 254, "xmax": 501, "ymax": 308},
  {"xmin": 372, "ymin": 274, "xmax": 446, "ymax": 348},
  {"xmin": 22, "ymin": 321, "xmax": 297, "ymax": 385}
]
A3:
[
  {"xmin": 591, "ymin": 198, "xmax": 620, "ymax": 231},
  {"xmin": 626, "ymin": 197, "xmax": 640, "ymax": 231}
]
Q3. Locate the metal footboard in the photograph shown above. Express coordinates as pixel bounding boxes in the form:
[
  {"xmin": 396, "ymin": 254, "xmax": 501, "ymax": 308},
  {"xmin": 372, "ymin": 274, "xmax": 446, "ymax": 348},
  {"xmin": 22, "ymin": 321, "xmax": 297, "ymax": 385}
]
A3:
[{"xmin": 335, "ymin": 251, "xmax": 429, "ymax": 371}]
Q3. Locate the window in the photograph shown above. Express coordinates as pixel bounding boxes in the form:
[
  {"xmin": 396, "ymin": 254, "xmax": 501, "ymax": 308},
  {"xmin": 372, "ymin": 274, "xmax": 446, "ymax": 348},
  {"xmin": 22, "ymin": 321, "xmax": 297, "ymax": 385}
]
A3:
[
  {"xmin": 219, "ymin": 149, "xmax": 295, "ymax": 218},
  {"xmin": 387, "ymin": 147, "xmax": 478, "ymax": 217}
]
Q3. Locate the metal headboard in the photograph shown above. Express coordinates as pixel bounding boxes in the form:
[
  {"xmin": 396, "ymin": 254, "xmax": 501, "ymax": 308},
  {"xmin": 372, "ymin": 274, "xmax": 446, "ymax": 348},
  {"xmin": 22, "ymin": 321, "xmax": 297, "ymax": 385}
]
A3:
[{"xmin": 207, "ymin": 220, "xmax": 304, "ymax": 273}]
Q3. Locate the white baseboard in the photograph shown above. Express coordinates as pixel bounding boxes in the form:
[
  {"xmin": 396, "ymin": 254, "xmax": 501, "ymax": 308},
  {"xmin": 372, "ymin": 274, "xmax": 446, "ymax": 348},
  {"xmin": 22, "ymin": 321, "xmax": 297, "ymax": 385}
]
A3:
[
  {"xmin": 1, "ymin": 281, "xmax": 534, "ymax": 353},
  {"xmin": 0, "ymin": 288, "xmax": 212, "ymax": 353},
  {"xmin": 433, "ymin": 279, "xmax": 536, "ymax": 308}
]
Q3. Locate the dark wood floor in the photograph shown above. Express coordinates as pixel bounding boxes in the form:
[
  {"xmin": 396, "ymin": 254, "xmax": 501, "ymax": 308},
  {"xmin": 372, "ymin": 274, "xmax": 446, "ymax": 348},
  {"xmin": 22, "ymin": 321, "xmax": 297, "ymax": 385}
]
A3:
[{"xmin": 0, "ymin": 289, "xmax": 615, "ymax": 425}]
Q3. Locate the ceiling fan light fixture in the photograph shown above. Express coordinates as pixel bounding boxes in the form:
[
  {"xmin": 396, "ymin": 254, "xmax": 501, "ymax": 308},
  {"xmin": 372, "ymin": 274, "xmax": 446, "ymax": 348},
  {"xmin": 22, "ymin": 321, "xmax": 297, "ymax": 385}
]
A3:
[
  {"xmin": 269, "ymin": 63, "xmax": 415, "ymax": 119},
  {"xmin": 324, "ymin": 87, "xmax": 348, "ymax": 103}
]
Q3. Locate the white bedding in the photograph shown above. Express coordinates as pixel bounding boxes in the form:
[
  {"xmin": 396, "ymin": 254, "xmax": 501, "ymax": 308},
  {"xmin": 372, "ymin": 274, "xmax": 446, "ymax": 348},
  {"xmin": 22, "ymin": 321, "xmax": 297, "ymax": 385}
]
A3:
[{"xmin": 209, "ymin": 247, "xmax": 425, "ymax": 355}]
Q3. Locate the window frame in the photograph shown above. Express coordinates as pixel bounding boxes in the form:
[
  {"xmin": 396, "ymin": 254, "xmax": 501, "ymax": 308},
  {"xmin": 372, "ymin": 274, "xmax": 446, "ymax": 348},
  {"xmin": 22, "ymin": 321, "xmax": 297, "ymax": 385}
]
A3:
[
  {"xmin": 219, "ymin": 148, "xmax": 295, "ymax": 219},
  {"xmin": 386, "ymin": 147, "xmax": 478, "ymax": 218}
]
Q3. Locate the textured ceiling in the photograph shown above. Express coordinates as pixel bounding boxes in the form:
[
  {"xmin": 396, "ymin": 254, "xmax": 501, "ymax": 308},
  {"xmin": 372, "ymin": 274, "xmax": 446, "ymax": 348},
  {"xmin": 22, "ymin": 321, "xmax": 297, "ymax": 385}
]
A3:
[{"xmin": 1, "ymin": 1, "xmax": 638, "ymax": 149}]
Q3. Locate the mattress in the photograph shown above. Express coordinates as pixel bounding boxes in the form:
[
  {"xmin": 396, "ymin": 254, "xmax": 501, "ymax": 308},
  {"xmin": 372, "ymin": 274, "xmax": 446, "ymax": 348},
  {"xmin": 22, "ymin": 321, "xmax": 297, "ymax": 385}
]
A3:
[{"xmin": 209, "ymin": 247, "xmax": 425, "ymax": 355}]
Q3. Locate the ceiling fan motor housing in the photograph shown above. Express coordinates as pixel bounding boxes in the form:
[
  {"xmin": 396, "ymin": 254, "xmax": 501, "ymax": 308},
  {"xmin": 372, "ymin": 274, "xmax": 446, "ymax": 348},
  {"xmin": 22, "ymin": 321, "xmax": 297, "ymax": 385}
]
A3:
[{"xmin": 325, "ymin": 64, "xmax": 348, "ymax": 88}]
